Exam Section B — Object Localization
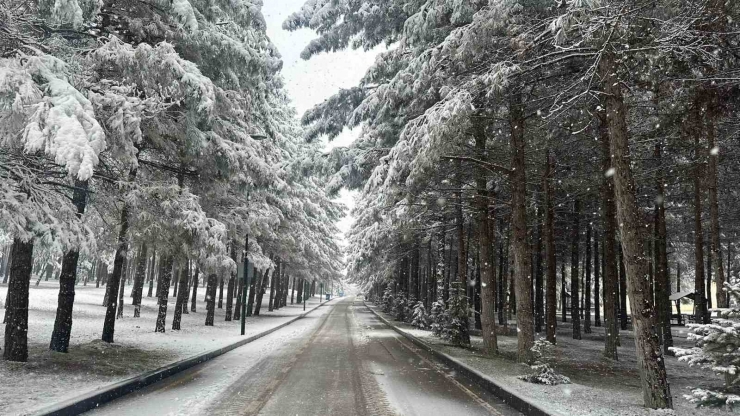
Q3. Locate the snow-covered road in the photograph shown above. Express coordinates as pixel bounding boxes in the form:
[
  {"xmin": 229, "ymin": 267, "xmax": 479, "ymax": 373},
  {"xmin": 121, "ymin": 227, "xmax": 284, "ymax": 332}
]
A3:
[{"xmin": 87, "ymin": 297, "xmax": 520, "ymax": 416}]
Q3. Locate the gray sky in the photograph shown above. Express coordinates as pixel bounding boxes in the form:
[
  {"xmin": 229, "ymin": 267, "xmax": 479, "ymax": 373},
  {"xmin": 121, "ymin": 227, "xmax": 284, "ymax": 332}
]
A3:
[{"xmin": 261, "ymin": 1, "xmax": 382, "ymax": 241}]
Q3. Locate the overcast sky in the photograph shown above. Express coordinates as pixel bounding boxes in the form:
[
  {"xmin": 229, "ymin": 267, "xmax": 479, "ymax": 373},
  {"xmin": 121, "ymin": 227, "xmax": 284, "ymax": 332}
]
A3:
[{"xmin": 261, "ymin": 1, "xmax": 383, "ymax": 243}]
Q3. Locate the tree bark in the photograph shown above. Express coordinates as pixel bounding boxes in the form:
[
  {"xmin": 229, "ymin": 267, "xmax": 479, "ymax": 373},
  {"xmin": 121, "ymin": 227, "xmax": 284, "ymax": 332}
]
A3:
[
  {"xmin": 594, "ymin": 232, "xmax": 601, "ymax": 327},
  {"xmin": 246, "ymin": 266, "xmax": 257, "ymax": 317},
  {"xmin": 50, "ymin": 180, "xmax": 88, "ymax": 352},
  {"xmin": 218, "ymin": 276, "xmax": 224, "ymax": 309},
  {"xmin": 132, "ymin": 243, "xmax": 147, "ymax": 318},
  {"xmin": 509, "ymin": 92, "xmax": 534, "ymax": 363},
  {"xmin": 600, "ymin": 51, "xmax": 672, "ymax": 408},
  {"xmin": 691, "ymin": 103, "xmax": 709, "ymax": 324},
  {"xmin": 544, "ymin": 151, "xmax": 557, "ymax": 344},
  {"xmin": 102, "ymin": 168, "xmax": 136, "ymax": 343},
  {"xmin": 474, "ymin": 127, "xmax": 497, "ymax": 354},
  {"xmin": 147, "ymin": 250, "xmax": 156, "ymax": 298},
  {"xmin": 571, "ymin": 199, "xmax": 581, "ymax": 340},
  {"xmin": 254, "ymin": 268, "xmax": 271, "ymax": 316},
  {"xmin": 205, "ymin": 273, "xmax": 217, "ymax": 326},
  {"xmin": 190, "ymin": 265, "xmax": 199, "ymax": 312},
  {"xmin": 172, "ymin": 260, "xmax": 189, "ymax": 330},
  {"xmin": 703, "ymin": 98, "xmax": 725, "ymax": 310},
  {"xmin": 4, "ymin": 238, "xmax": 34, "ymax": 361},
  {"xmin": 585, "ymin": 222, "xmax": 592, "ymax": 334},
  {"xmin": 653, "ymin": 143, "xmax": 673, "ymax": 353},
  {"xmin": 155, "ymin": 255, "xmax": 174, "ymax": 332}
]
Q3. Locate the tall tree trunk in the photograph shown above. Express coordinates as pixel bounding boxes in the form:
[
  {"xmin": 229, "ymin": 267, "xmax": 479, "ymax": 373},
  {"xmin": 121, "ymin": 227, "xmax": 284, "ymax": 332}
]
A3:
[
  {"xmin": 692, "ymin": 103, "xmax": 709, "ymax": 324},
  {"xmin": 205, "ymin": 273, "xmax": 217, "ymax": 326},
  {"xmin": 116, "ymin": 258, "xmax": 128, "ymax": 319},
  {"xmin": 190, "ymin": 265, "xmax": 199, "ymax": 312},
  {"xmin": 254, "ymin": 268, "xmax": 271, "ymax": 316},
  {"xmin": 225, "ymin": 244, "xmax": 236, "ymax": 321},
  {"xmin": 544, "ymin": 151, "xmax": 557, "ymax": 344},
  {"xmin": 291, "ymin": 273, "xmax": 296, "ymax": 305},
  {"xmin": 50, "ymin": 180, "xmax": 88, "ymax": 352},
  {"xmin": 601, "ymin": 95, "xmax": 619, "ymax": 360},
  {"xmin": 474, "ymin": 128, "xmax": 497, "ymax": 354},
  {"xmin": 705, "ymin": 97, "xmax": 726, "ymax": 308},
  {"xmin": 233, "ymin": 273, "xmax": 242, "ymax": 321},
  {"xmin": 654, "ymin": 143, "xmax": 673, "ymax": 353},
  {"xmin": 509, "ymin": 92, "xmax": 534, "ymax": 363},
  {"xmin": 571, "ymin": 199, "xmax": 581, "ymax": 340},
  {"xmin": 147, "ymin": 250, "xmax": 156, "ymax": 298},
  {"xmin": 102, "ymin": 168, "xmax": 136, "ymax": 343},
  {"xmin": 535, "ymin": 205, "xmax": 544, "ymax": 334},
  {"xmin": 619, "ymin": 247, "xmax": 628, "ymax": 330},
  {"xmin": 155, "ymin": 255, "xmax": 174, "ymax": 332},
  {"xmin": 246, "ymin": 266, "xmax": 257, "ymax": 317},
  {"xmin": 594, "ymin": 232, "xmax": 601, "ymax": 327},
  {"xmin": 217, "ymin": 276, "xmax": 224, "ymax": 309},
  {"xmin": 269, "ymin": 259, "xmax": 280, "ymax": 311},
  {"xmin": 296, "ymin": 278, "xmax": 303, "ymax": 303},
  {"xmin": 455, "ymin": 165, "xmax": 471, "ymax": 345},
  {"xmin": 4, "ymin": 238, "xmax": 34, "ymax": 361},
  {"xmin": 172, "ymin": 260, "xmax": 189, "ymax": 330},
  {"xmin": 600, "ymin": 51, "xmax": 672, "ymax": 408},
  {"xmin": 132, "ymin": 243, "xmax": 148, "ymax": 318},
  {"xmin": 585, "ymin": 222, "xmax": 592, "ymax": 334}
]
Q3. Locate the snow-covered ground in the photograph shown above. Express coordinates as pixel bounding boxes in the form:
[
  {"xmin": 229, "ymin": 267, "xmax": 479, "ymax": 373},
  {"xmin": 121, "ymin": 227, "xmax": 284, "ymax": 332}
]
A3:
[
  {"xmin": 0, "ymin": 280, "xmax": 324, "ymax": 416},
  {"xmin": 366, "ymin": 302, "xmax": 726, "ymax": 416}
]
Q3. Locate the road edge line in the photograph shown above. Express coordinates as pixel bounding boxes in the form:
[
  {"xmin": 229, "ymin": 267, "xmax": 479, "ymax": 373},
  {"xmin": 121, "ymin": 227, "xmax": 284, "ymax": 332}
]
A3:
[
  {"xmin": 363, "ymin": 300, "xmax": 557, "ymax": 416},
  {"xmin": 32, "ymin": 298, "xmax": 334, "ymax": 416}
]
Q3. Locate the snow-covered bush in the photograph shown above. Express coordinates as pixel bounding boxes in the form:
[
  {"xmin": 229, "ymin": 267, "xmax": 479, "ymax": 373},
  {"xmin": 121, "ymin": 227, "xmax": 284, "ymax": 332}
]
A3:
[
  {"xmin": 518, "ymin": 338, "xmax": 571, "ymax": 385},
  {"xmin": 672, "ymin": 283, "xmax": 740, "ymax": 409},
  {"xmin": 392, "ymin": 293, "xmax": 408, "ymax": 322},
  {"xmin": 404, "ymin": 296, "xmax": 416, "ymax": 324},
  {"xmin": 430, "ymin": 299, "xmax": 447, "ymax": 337},
  {"xmin": 381, "ymin": 285, "xmax": 394, "ymax": 313},
  {"xmin": 411, "ymin": 300, "xmax": 429, "ymax": 329},
  {"xmin": 442, "ymin": 289, "xmax": 470, "ymax": 347}
]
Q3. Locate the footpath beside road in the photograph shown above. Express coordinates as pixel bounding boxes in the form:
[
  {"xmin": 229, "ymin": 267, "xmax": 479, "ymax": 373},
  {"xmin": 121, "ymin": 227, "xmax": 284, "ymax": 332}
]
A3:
[
  {"xmin": 363, "ymin": 300, "xmax": 726, "ymax": 416},
  {"xmin": 33, "ymin": 297, "xmax": 333, "ymax": 416},
  {"xmin": 363, "ymin": 300, "xmax": 553, "ymax": 416}
]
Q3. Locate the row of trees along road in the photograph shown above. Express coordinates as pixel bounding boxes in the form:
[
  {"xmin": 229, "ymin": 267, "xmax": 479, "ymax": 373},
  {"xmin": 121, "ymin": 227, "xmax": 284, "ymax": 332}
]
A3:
[
  {"xmin": 287, "ymin": 0, "xmax": 740, "ymax": 410},
  {"xmin": 0, "ymin": 0, "xmax": 343, "ymax": 363}
]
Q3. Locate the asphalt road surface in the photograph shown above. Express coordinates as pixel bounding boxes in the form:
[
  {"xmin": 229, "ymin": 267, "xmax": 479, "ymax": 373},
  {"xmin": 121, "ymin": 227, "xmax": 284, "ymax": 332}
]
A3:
[{"xmin": 88, "ymin": 296, "xmax": 520, "ymax": 416}]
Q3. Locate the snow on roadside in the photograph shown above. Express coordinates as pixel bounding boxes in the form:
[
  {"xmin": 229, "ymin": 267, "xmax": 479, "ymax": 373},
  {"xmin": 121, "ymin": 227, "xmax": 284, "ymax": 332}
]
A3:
[
  {"xmin": 0, "ymin": 281, "xmax": 323, "ymax": 416},
  {"xmin": 365, "ymin": 302, "xmax": 725, "ymax": 416}
]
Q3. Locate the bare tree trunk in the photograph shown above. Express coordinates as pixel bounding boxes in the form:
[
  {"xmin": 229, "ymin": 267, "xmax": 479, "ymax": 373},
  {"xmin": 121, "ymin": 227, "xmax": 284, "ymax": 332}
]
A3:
[
  {"xmin": 155, "ymin": 255, "xmax": 174, "ymax": 332},
  {"xmin": 50, "ymin": 180, "xmax": 88, "ymax": 352},
  {"xmin": 571, "ymin": 199, "xmax": 581, "ymax": 340},
  {"xmin": 172, "ymin": 260, "xmax": 189, "ymax": 330},
  {"xmin": 4, "ymin": 238, "xmax": 34, "ymax": 361},
  {"xmin": 705, "ymin": 99, "xmax": 726, "ymax": 308},
  {"xmin": 474, "ymin": 127, "xmax": 497, "ymax": 354},
  {"xmin": 254, "ymin": 268, "xmax": 271, "ymax": 316},
  {"xmin": 585, "ymin": 222, "xmax": 592, "ymax": 334},
  {"xmin": 600, "ymin": 96, "xmax": 619, "ymax": 360},
  {"xmin": 544, "ymin": 151, "xmax": 557, "ymax": 344},
  {"xmin": 600, "ymin": 51, "xmax": 672, "ymax": 408},
  {"xmin": 132, "ymin": 243, "xmax": 148, "ymax": 318},
  {"xmin": 509, "ymin": 92, "xmax": 534, "ymax": 363},
  {"xmin": 455, "ymin": 163, "xmax": 471, "ymax": 345},
  {"xmin": 190, "ymin": 265, "xmax": 199, "ymax": 312},
  {"xmin": 654, "ymin": 143, "xmax": 673, "ymax": 353},
  {"xmin": 147, "ymin": 250, "xmax": 156, "ymax": 298},
  {"xmin": 205, "ymin": 273, "xmax": 217, "ymax": 326},
  {"xmin": 691, "ymin": 102, "xmax": 709, "ymax": 324},
  {"xmin": 218, "ymin": 276, "xmax": 224, "ymax": 309},
  {"xmin": 102, "ymin": 169, "xmax": 136, "ymax": 343},
  {"xmin": 594, "ymin": 233, "xmax": 601, "ymax": 327}
]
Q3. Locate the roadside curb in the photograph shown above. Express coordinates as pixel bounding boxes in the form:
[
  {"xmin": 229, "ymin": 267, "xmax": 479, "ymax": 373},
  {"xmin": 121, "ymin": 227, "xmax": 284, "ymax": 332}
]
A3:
[
  {"xmin": 363, "ymin": 301, "xmax": 556, "ymax": 416},
  {"xmin": 33, "ymin": 298, "xmax": 334, "ymax": 416}
]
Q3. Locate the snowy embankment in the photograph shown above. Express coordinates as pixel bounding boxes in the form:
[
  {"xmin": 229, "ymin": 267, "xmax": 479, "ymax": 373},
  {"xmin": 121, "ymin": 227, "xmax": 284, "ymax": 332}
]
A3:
[
  {"xmin": 366, "ymin": 303, "xmax": 725, "ymax": 416},
  {"xmin": 0, "ymin": 281, "xmax": 320, "ymax": 416}
]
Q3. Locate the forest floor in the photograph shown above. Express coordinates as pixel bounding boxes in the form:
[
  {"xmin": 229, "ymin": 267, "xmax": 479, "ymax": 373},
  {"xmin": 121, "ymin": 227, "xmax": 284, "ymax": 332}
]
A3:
[
  {"xmin": 366, "ymin": 302, "xmax": 726, "ymax": 416},
  {"xmin": 0, "ymin": 280, "xmax": 322, "ymax": 416}
]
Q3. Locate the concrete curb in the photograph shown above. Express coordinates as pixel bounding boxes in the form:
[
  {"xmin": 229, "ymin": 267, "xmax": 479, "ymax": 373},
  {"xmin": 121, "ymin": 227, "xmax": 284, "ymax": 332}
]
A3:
[
  {"xmin": 363, "ymin": 301, "xmax": 556, "ymax": 416},
  {"xmin": 33, "ymin": 299, "xmax": 334, "ymax": 416}
]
